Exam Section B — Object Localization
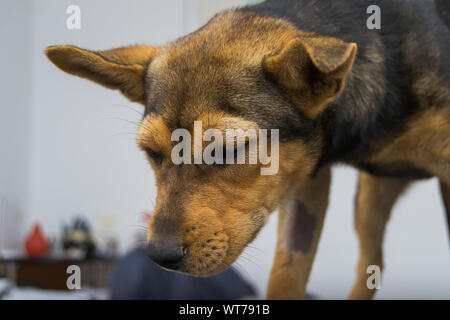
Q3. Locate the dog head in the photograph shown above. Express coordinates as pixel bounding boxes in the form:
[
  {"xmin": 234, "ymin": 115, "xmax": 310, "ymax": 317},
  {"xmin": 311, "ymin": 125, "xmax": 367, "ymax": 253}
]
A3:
[{"xmin": 46, "ymin": 12, "xmax": 356, "ymax": 275}]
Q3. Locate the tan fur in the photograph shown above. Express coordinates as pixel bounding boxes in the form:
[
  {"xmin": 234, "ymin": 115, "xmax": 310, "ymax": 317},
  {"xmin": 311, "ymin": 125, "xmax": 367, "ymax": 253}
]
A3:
[
  {"xmin": 137, "ymin": 115, "xmax": 173, "ymax": 159},
  {"xmin": 348, "ymin": 172, "xmax": 411, "ymax": 299},
  {"xmin": 359, "ymin": 108, "xmax": 450, "ymax": 184},
  {"xmin": 45, "ymin": 45, "xmax": 158, "ymax": 104}
]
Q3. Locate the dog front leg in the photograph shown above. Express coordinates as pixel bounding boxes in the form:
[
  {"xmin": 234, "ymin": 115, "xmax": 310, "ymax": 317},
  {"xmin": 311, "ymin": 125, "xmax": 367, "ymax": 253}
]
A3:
[
  {"xmin": 439, "ymin": 181, "xmax": 450, "ymax": 247},
  {"xmin": 266, "ymin": 167, "xmax": 331, "ymax": 299},
  {"xmin": 348, "ymin": 172, "xmax": 410, "ymax": 299}
]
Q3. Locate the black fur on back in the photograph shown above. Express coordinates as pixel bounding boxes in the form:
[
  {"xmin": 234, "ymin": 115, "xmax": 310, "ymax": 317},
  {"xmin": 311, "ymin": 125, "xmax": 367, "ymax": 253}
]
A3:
[
  {"xmin": 436, "ymin": 0, "xmax": 450, "ymax": 27},
  {"xmin": 238, "ymin": 0, "xmax": 450, "ymax": 170}
]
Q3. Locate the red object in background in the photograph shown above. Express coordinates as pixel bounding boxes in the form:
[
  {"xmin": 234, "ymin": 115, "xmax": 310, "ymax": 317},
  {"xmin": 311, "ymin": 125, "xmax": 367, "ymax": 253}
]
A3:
[
  {"xmin": 25, "ymin": 223, "xmax": 49, "ymax": 258},
  {"xmin": 141, "ymin": 211, "xmax": 153, "ymax": 223}
]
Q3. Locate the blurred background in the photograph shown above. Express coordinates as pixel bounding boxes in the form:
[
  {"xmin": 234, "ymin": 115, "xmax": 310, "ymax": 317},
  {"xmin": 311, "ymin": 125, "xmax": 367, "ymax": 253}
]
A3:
[{"xmin": 0, "ymin": 0, "xmax": 449, "ymax": 299}]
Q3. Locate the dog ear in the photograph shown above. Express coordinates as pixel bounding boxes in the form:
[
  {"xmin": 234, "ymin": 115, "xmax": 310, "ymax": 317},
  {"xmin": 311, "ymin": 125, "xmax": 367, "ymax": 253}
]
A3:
[
  {"xmin": 45, "ymin": 45, "xmax": 159, "ymax": 105},
  {"xmin": 263, "ymin": 35, "xmax": 357, "ymax": 118}
]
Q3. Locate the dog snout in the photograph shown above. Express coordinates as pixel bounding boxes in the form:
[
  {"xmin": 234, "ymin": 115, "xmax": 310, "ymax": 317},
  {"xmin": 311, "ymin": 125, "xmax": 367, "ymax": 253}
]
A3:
[{"xmin": 146, "ymin": 239, "xmax": 185, "ymax": 270}]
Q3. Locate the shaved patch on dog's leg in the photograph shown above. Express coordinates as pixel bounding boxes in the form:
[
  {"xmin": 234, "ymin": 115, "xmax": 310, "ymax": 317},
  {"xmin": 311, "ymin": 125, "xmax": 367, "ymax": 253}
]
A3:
[
  {"xmin": 282, "ymin": 199, "xmax": 317, "ymax": 253},
  {"xmin": 267, "ymin": 167, "xmax": 331, "ymax": 299}
]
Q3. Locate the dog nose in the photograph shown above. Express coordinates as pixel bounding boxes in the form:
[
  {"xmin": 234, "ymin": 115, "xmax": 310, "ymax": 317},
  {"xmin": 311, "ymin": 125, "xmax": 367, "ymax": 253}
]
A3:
[{"xmin": 146, "ymin": 240, "xmax": 185, "ymax": 270}]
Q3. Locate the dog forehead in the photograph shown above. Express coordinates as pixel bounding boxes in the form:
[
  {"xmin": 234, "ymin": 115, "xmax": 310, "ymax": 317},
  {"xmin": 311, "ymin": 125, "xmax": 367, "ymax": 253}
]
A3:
[
  {"xmin": 145, "ymin": 52, "xmax": 231, "ymax": 117},
  {"xmin": 141, "ymin": 15, "xmax": 308, "ymax": 135},
  {"xmin": 145, "ymin": 13, "xmax": 288, "ymax": 88}
]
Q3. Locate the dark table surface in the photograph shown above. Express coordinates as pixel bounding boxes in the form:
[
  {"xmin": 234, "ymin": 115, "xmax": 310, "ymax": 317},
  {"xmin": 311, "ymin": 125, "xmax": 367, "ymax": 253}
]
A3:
[{"xmin": 0, "ymin": 255, "xmax": 118, "ymax": 264}]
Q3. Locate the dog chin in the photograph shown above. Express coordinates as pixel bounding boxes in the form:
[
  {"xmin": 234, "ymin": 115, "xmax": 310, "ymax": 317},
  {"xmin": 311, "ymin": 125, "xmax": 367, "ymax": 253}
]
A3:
[{"xmin": 179, "ymin": 256, "xmax": 232, "ymax": 276}]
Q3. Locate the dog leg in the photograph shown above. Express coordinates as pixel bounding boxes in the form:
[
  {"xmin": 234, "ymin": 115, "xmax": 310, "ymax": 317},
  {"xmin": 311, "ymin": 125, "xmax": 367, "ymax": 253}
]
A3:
[
  {"xmin": 266, "ymin": 167, "xmax": 331, "ymax": 299},
  {"xmin": 348, "ymin": 172, "xmax": 411, "ymax": 299},
  {"xmin": 439, "ymin": 180, "xmax": 450, "ymax": 246}
]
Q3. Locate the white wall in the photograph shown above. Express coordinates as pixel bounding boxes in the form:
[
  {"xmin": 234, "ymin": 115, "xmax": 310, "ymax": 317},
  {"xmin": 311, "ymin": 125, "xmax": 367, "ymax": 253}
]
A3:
[
  {"xmin": 0, "ymin": 0, "xmax": 33, "ymax": 251},
  {"xmin": 1, "ymin": 0, "xmax": 449, "ymax": 299}
]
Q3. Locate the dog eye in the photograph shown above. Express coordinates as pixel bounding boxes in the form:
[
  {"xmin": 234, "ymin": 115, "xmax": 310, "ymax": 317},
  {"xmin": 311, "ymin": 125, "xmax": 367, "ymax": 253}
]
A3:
[{"xmin": 145, "ymin": 148, "xmax": 162, "ymax": 165}]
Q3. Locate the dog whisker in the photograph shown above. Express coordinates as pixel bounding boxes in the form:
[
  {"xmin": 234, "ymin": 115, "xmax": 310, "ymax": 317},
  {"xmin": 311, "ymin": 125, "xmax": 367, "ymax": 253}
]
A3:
[
  {"xmin": 103, "ymin": 116, "xmax": 141, "ymax": 127},
  {"xmin": 109, "ymin": 103, "xmax": 144, "ymax": 117}
]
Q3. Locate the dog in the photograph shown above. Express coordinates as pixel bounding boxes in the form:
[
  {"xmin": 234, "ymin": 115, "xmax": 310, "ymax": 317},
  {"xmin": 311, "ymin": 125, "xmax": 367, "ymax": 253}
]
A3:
[{"xmin": 45, "ymin": 0, "xmax": 449, "ymax": 299}]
